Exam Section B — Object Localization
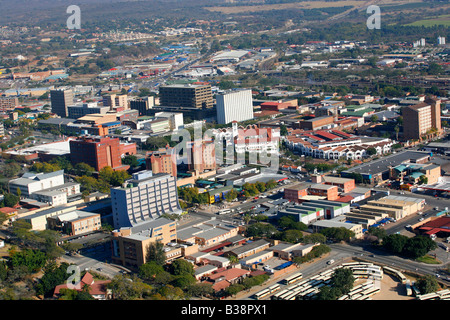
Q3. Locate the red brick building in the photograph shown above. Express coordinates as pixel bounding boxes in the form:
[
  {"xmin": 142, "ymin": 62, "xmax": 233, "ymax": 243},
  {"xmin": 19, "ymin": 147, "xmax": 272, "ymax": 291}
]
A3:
[
  {"xmin": 145, "ymin": 147, "xmax": 177, "ymax": 177},
  {"xmin": 259, "ymin": 99, "xmax": 298, "ymax": 112},
  {"xmin": 284, "ymin": 183, "xmax": 310, "ymax": 203},
  {"xmin": 69, "ymin": 136, "xmax": 136, "ymax": 172}
]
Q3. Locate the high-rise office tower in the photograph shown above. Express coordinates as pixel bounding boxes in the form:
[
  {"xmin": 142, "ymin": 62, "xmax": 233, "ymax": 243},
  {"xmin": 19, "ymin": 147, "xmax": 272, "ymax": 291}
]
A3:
[
  {"xmin": 159, "ymin": 84, "xmax": 213, "ymax": 109},
  {"xmin": 110, "ymin": 170, "xmax": 182, "ymax": 229},
  {"xmin": 50, "ymin": 89, "xmax": 74, "ymax": 117},
  {"xmin": 216, "ymin": 89, "xmax": 254, "ymax": 124},
  {"xmin": 102, "ymin": 94, "xmax": 128, "ymax": 111},
  {"xmin": 402, "ymin": 97, "xmax": 441, "ymax": 140},
  {"xmin": 129, "ymin": 96, "xmax": 154, "ymax": 116}
]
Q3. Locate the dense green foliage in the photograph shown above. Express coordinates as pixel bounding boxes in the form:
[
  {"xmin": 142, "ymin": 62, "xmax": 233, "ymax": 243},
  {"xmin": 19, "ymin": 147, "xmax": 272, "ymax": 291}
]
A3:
[{"xmin": 382, "ymin": 234, "xmax": 437, "ymax": 259}]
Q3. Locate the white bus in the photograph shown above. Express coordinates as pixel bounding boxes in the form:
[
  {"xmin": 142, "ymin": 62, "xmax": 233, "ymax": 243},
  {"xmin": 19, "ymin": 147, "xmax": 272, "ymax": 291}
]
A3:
[
  {"xmin": 268, "ymin": 284, "xmax": 281, "ymax": 293},
  {"xmin": 254, "ymin": 288, "xmax": 271, "ymax": 300},
  {"xmin": 283, "ymin": 272, "xmax": 303, "ymax": 285},
  {"xmin": 272, "ymin": 289, "xmax": 289, "ymax": 300},
  {"xmin": 217, "ymin": 209, "xmax": 231, "ymax": 215}
]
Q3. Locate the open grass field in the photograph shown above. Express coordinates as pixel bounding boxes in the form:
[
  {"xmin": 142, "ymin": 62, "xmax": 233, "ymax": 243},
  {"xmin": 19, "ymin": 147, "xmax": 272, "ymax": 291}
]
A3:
[
  {"xmin": 405, "ymin": 14, "xmax": 450, "ymax": 27},
  {"xmin": 205, "ymin": 1, "xmax": 361, "ymax": 14},
  {"xmin": 204, "ymin": 0, "xmax": 425, "ymax": 14}
]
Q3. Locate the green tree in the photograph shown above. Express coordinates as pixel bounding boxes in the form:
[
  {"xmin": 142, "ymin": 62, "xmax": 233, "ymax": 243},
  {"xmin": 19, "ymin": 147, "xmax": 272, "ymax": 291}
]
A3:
[
  {"xmin": 3, "ymin": 193, "xmax": 19, "ymax": 207},
  {"xmin": 245, "ymin": 222, "xmax": 277, "ymax": 238},
  {"xmin": 331, "ymin": 267, "xmax": 354, "ymax": 295},
  {"xmin": 416, "ymin": 275, "xmax": 440, "ymax": 294},
  {"xmin": 316, "ymin": 285, "xmax": 342, "ymax": 300},
  {"xmin": 186, "ymin": 282, "xmax": 214, "ymax": 298},
  {"xmin": 169, "ymin": 259, "xmax": 195, "ymax": 277},
  {"xmin": 418, "ymin": 175, "xmax": 428, "ymax": 185},
  {"xmin": 282, "ymin": 229, "xmax": 304, "ymax": 243},
  {"xmin": 9, "ymin": 249, "xmax": 48, "ymax": 273},
  {"xmin": 157, "ymin": 284, "xmax": 185, "ymax": 300},
  {"xmin": 226, "ymin": 283, "xmax": 244, "ymax": 297},
  {"xmin": 265, "ymin": 180, "xmax": 278, "ymax": 190},
  {"xmin": 146, "ymin": 241, "xmax": 166, "ymax": 266},
  {"xmin": 122, "ymin": 155, "xmax": 140, "ymax": 168},
  {"xmin": 303, "ymin": 233, "xmax": 327, "ymax": 244},
  {"xmin": 73, "ymin": 162, "xmax": 95, "ymax": 176},
  {"xmin": 60, "ymin": 242, "xmax": 83, "ymax": 255},
  {"xmin": 171, "ymin": 274, "xmax": 196, "ymax": 290},
  {"xmin": 139, "ymin": 261, "xmax": 165, "ymax": 281},
  {"xmin": 280, "ymin": 124, "xmax": 288, "ymax": 136},
  {"xmin": 366, "ymin": 147, "xmax": 377, "ymax": 156},
  {"xmin": 382, "ymin": 234, "xmax": 408, "ymax": 254},
  {"xmin": 108, "ymin": 274, "xmax": 153, "ymax": 300},
  {"xmin": 3, "ymin": 162, "xmax": 21, "ymax": 178},
  {"xmin": 225, "ymin": 189, "xmax": 238, "ymax": 202},
  {"xmin": 367, "ymin": 227, "xmax": 387, "ymax": 242},
  {"xmin": 58, "ymin": 288, "xmax": 95, "ymax": 300},
  {"xmin": 403, "ymin": 236, "xmax": 437, "ymax": 259},
  {"xmin": 320, "ymin": 227, "xmax": 355, "ymax": 242},
  {"xmin": 110, "ymin": 170, "xmax": 131, "ymax": 186}
]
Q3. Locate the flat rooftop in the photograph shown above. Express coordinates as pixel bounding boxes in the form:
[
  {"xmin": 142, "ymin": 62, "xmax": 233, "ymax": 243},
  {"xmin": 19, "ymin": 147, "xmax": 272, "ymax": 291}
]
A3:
[
  {"xmin": 6, "ymin": 140, "xmax": 72, "ymax": 156},
  {"xmin": 343, "ymin": 151, "xmax": 431, "ymax": 176}
]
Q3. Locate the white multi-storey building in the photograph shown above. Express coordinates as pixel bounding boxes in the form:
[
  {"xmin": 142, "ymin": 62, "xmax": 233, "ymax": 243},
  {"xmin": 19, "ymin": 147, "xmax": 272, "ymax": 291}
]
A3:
[
  {"xmin": 110, "ymin": 170, "xmax": 182, "ymax": 229},
  {"xmin": 8, "ymin": 170, "xmax": 81, "ymax": 205},
  {"xmin": 216, "ymin": 89, "xmax": 254, "ymax": 124},
  {"xmin": 212, "ymin": 122, "xmax": 280, "ymax": 155},
  {"xmin": 9, "ymin": 170, "xmax": 66, "ymax": 198}
]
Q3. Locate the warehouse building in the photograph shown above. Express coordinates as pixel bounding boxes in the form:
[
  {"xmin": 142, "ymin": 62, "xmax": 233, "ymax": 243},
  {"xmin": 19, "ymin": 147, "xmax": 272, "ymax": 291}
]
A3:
[
  {"xmin": 311, "ymin": 218, "xmax": 364, "ymax": 239},
  {"xmin": 341, "ymin": 150, "xmax": 432, "ymax": 184}
]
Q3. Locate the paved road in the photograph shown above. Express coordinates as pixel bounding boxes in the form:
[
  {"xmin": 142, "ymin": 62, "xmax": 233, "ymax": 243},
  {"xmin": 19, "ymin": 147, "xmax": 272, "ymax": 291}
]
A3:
[
  {"xmin": 330, "ymin": 243, "xmax": 450, "ymax": 284},
  {"xmin": 239, "ymin": 241, "xmax": 449, "ymax": 300}
]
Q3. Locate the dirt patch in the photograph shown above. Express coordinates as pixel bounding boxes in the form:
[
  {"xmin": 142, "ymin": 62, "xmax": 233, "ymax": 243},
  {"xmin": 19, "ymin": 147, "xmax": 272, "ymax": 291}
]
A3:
[{"xmin": 370, "ymin": 273, "xmax": 414, "ymax": 300}]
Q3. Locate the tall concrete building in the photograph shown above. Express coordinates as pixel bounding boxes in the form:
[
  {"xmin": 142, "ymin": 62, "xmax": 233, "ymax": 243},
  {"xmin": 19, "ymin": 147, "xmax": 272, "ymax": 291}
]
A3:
[
  {"xmin": 180, "ymin": 140, "xmax": 216, "ymax": 174},
  {"xmin": 216, "ymin": 89, "xmax": 254, "ymax": 124},
  {"xmin": 110, "ymin": 170, "xmax": 182, "ymax": 229},
  {"xmin": 50, "ymin": 88, "xmax": 74, "ymax": 117},
  {"xmin": 102, "ymin": 94, "xmax": 128, "ymax": 111},
  {"xmin": 403, "ymin": 97, "xmax": 441, "ymax": 141},
  {"xmin": 159, "ymin": 84, "xmax": 213, "ymax": 109},
  {"xmin": 129, "ymin": 96, "xmax": 154, "ymax": 116},
  {"xmin": 67, "ymin": 102, "xmax": 109, "ymax": 119},
  {"xmin": 0, "ymin": 97, "xmax": 19, "ymax": 112}
]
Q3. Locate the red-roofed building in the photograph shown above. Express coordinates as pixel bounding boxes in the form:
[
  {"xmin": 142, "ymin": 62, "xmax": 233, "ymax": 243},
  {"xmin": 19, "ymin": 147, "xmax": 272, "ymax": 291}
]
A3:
[
  {"xmin": 315, "ymin": 130, "xmax": 342, "ymax": 141},
  {"xmin": 205, "ymin": 268, "xmax": 251, "ymax": 292},
  {"xmin": 334, "ymin": 195, "xmax": 355, "ymax": 203},
  {"xmin": 416, "ymin": 216, "xmax": 450, "ymax": 238},
  {"xmin": 259, "ymin": 99, "xmax": 297, "ymax": 112},
  {"xmin": 53, "ymin": 272, "xmax": 112, "ymax": 300},
  {"xmin": 0, "ymin": 207, "xmax": 18, "ymax": 217}
]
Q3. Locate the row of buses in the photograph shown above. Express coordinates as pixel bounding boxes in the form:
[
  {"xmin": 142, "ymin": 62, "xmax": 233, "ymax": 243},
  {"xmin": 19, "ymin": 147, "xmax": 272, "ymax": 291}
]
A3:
[
  {"xmin": 254, "ymin": 261, "xmax": 447, "ymax": 301},
  {"xmin": 255, "ymin": 261, "xmax": 388, "ymax": 301},
  {"xmin": 338, "ymin": 281, "xmax": 380, "ymax": 300},
  {"xmin": 271, "ymin": 271, "xmax": 335, "ymax": 301},
  {"xmin": 417, "ymin": 289, "xmax": 450, "ymax": 300}
]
